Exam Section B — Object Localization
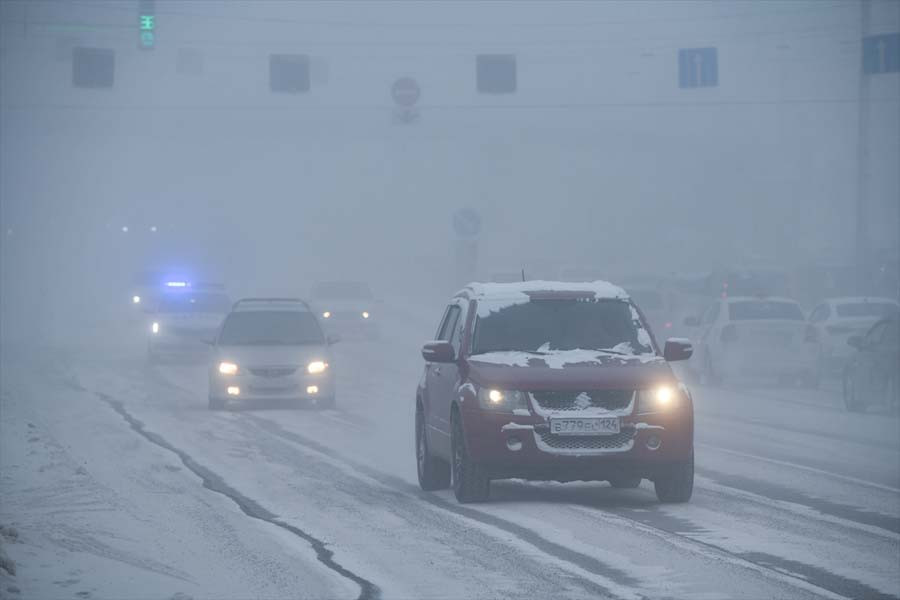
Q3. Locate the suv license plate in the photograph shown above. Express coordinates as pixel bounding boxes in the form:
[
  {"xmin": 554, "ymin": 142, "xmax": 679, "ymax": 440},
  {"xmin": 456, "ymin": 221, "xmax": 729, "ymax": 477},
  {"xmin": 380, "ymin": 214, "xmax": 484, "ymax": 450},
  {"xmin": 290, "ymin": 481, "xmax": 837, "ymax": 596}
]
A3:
[{"xmin": 550, "ymin": 417, "xmax": 620, "ymax": 436}]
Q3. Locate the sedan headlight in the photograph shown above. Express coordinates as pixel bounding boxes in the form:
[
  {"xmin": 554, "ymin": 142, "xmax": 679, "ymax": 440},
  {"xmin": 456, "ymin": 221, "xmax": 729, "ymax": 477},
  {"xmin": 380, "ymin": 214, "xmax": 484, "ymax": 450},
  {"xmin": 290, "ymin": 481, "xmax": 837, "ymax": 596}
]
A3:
[
  {"xmin": 132, "ymin": 295, "xmax": 141, "ymax": 304},
  {"xmin": 322, "ymin": 311, "xmax": 331, "ymax": 319},
  {"xmin": 478, "ymin": 388, "xmax": 528, "ymax": 412},
  {"xmin": 218, "ymin": 361, "xmax": 238, "ymax": 375},
  {"xmin": 151, "ymin": 322, "xmax": 160, "ymax": 334},
  {"xmin": 637, "ymin": 386, "xmax": 679, "ymax": 413},
  {"xmin": 307, "ymin": 360, "xmax": 328, "ymax": 374},
  {"xmin": 362, "ymin": 311, "xmax": 370, "ymax": 319}
]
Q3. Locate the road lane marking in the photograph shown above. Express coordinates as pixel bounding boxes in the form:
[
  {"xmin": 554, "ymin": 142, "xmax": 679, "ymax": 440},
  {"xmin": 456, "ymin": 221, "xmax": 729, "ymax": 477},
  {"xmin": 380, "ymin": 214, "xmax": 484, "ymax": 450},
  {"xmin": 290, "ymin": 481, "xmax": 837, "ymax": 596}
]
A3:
[{"xmin": 697, "ymin": 443, "xmax": 900, "ymax": 494}]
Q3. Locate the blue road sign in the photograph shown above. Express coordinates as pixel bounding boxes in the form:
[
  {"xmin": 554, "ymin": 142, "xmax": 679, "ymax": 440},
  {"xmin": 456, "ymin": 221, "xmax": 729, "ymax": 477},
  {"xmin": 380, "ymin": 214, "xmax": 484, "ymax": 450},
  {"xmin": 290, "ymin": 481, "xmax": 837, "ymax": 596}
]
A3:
[
  {"xmin": 863, "ymin": 33, "xmax": 900, "ymax": 75},
  {"xmin": 453, "ymin": 208, "xmax": 482, "ymax": 239},
  {"xmin": 679, "ymin": 47, "xmax": 718, "ymax": 88}
]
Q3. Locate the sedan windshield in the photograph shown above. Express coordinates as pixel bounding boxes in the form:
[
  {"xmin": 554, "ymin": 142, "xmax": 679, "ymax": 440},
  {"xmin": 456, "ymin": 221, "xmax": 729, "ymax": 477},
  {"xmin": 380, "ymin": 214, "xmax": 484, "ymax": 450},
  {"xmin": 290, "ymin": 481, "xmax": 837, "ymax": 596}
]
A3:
[
  {"xmin": 836, "ymin": 303, "xmax": 898, "ymax": 318},
  {"xmin": 218, "ymin": 311, "xmax": 324, "ymax": 346},
  {"xmin": 471, "ymin": 298, "xmax": 652, "ymax": 355}
]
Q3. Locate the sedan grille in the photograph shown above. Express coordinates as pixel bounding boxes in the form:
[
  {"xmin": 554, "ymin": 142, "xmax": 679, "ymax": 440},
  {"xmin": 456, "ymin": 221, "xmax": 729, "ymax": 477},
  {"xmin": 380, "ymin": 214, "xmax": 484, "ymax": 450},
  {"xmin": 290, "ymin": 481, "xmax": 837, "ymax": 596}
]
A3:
[
  {"xmin": 534, "ymin": 429, "xmax": 635, "ymax": 453},
  {"xmin": 249, "ymin": 367, "xmax": 298, "ymax": 378},
  {"xmin": 531, "ymin": 390, "xmax": 633, "ymax": 412}
]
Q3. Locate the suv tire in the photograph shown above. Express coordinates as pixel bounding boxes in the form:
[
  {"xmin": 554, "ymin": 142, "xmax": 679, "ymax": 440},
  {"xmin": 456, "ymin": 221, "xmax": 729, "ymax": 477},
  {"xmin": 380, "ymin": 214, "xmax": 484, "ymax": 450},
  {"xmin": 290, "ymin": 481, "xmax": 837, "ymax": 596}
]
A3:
[
  {"xmin": 654, "ymin": 453, "xmax": 694, "ymax": 503},
  {"xmin": 451, "ymin": 412, "xmax": 490, "ymax": 503},
  {"xmin": 416, "ymin": 406, "xmax": 450, "ymax": 491}
]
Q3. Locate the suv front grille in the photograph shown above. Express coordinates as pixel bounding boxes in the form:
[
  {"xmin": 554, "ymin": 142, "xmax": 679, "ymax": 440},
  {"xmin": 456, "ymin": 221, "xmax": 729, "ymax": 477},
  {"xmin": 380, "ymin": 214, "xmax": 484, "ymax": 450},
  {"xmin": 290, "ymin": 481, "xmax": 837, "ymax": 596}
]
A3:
[
  {"xmin": 531, "ymin": 390, "xmax": 633, "ymax": 412},
  {"xmin": 249, "ymin": 367, "xmax": 298, "ymax": 378},
  {"xmin": 535, "ymin": 429, "xmax": 635, "ymax": 453}
]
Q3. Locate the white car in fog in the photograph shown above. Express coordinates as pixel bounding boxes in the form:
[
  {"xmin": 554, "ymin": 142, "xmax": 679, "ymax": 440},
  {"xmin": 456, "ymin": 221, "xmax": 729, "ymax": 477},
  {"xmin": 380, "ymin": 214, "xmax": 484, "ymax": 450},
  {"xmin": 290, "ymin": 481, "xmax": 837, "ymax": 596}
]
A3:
[
  {"xmin": 207, "ymin": 298, "xmax": 337, "ymax": 410},
  {"xmin": 808, "ymin": 297, "xmax": 900, "ymax": 375},
  {"xmin": 686, "ymin": 296, "xmax": 817, "ymax": 386}
]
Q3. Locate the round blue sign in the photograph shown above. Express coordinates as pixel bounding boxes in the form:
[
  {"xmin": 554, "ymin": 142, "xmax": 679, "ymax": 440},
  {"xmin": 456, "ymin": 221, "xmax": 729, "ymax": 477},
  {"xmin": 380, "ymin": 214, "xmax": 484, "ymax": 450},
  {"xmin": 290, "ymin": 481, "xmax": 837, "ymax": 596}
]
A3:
[{"xmin": 452, "ymin": 208, "xmax": 481, "ymax": 239}]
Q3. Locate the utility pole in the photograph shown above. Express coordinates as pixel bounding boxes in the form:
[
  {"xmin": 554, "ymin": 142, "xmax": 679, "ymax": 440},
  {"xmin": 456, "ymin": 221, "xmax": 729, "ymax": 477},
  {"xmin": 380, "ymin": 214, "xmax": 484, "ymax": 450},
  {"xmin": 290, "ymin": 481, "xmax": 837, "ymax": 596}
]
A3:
[{"xmin": 856, "ymin": 0, "xmax": 872, "ymax": 293}]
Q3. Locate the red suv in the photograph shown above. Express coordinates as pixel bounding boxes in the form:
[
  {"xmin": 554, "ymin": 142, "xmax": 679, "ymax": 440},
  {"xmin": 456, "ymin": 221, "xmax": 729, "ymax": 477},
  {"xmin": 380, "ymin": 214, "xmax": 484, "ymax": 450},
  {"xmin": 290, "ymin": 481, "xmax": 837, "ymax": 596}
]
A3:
[{"xmin": 415, "ymin": 281, "xmax": 695, "ymax": 503}]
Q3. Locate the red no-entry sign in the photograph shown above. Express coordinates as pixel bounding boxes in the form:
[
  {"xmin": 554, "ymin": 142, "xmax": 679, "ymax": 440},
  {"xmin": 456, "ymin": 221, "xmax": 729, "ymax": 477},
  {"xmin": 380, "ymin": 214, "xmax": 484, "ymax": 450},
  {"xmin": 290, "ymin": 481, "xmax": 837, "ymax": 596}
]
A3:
[{"xmin": 391, "ymin": 77, "xmax": 421, "ymax": 107}]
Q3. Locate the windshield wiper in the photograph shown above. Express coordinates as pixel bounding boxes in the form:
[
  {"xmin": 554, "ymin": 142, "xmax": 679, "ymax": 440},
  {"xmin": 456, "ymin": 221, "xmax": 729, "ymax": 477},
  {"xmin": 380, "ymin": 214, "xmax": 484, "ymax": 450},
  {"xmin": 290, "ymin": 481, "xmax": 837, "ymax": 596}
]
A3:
[{"xmin": 595, "ymin": 348, "xmax": 631, "ymax": 356}]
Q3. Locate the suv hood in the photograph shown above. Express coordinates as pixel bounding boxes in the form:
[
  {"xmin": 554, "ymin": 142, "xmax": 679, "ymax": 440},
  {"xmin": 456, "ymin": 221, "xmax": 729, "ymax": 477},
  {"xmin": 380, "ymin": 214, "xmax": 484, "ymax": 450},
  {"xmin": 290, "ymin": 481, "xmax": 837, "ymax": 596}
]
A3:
[
  {"xmin": 467, "ymin": 350, "xmax": 673, "ymax": 390},
  {"xmin": 215, "ymin": 344, "xmax": 329, "ymax": 368}
]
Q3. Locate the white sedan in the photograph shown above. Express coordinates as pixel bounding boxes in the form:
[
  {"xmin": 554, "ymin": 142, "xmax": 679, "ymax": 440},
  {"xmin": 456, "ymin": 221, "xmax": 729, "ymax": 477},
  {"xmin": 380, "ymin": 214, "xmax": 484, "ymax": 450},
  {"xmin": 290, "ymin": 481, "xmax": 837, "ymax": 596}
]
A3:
[
  {"xmin": 808, "ymin": 297, "xmax": 900, "ymax": 375},
  {"xmin": 685, "ymin": 296, "xmax": 818, "ymax": 386}
]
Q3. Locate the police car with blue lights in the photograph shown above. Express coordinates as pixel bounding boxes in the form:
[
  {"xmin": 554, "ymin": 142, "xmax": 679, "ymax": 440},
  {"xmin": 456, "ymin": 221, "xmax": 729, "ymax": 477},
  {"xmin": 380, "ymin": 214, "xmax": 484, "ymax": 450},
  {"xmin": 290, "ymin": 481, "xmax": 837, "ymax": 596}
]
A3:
[{"xmin": 146, "ymin": 281, "xmax": 231, "ymax": 363}]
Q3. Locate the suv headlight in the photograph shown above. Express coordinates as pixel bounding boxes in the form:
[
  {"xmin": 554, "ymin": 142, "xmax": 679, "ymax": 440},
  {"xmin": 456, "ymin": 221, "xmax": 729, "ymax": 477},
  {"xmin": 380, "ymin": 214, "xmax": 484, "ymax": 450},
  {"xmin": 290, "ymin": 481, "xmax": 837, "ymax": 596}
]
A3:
[
  {"xmin": 218, "ymin": 362, "xmax": 238, "ymax": 375},
  {"xmin": 637, "ymin": 385, "xmax": 678, "ymax": 413},
  {"xmin": 478, "ymin": 388, "xmax": 528, "ymax": 412},
  {"xmin": 307, "ymin": 360, "xmax": 328, "ymax": 374}
]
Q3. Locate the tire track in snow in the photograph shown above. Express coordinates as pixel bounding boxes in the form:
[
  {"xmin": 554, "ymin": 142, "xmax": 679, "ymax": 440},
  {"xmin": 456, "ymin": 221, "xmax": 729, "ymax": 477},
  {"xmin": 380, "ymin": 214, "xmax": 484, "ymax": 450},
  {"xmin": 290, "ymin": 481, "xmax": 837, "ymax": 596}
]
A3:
[
  {"xmin": 88, "ymin": 389, "xmax": 381, "ymax": 600},
  {"xmin": 246, "ymin": 415, "xmax": 870, "ymax": 600}
]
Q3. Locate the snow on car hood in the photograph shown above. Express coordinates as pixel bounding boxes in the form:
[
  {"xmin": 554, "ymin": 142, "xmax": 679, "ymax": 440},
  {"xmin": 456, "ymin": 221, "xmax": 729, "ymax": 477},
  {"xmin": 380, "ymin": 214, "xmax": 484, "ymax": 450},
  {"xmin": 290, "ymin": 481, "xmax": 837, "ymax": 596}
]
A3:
[
  {"xmin": 215, "ymin": 344, "xmax": 330, "ymax": 368},
  {"xmin": 467, "ymin": 349, "xmax": 672, "ymax": 391}
]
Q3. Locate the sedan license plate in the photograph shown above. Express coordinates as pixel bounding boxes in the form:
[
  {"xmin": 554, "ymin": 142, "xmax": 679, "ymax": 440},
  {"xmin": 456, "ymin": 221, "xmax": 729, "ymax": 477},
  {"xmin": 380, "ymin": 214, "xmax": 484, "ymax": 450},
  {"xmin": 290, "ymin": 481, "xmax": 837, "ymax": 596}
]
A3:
[{"xmin": 550, "ymin": 417, "xmax": 620, "ymax": 436}]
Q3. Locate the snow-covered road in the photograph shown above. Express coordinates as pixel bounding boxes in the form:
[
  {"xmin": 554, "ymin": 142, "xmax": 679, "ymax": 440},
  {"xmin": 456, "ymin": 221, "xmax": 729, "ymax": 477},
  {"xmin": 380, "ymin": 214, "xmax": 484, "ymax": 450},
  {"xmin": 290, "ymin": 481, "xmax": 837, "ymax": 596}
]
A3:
[{"xmin": 2, "ymin": 304, "xmax": 898, "ymax": 599}]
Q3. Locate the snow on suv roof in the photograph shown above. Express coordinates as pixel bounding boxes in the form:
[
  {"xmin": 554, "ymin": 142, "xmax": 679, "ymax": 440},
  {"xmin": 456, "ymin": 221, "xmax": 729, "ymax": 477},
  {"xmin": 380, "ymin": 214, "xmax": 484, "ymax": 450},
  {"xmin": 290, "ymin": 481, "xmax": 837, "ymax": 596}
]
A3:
[{"xmin": 457, "ymin": 280, "xmax": 629, "ymax": 301}]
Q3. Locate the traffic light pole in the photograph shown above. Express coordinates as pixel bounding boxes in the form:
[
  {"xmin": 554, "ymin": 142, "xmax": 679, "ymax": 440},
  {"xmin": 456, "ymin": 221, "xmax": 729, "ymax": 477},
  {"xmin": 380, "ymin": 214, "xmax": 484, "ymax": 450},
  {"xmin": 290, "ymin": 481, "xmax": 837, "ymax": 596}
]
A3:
[{"xmin": 855, "ymin": 0, "xmax": 872, "ymax": 293}]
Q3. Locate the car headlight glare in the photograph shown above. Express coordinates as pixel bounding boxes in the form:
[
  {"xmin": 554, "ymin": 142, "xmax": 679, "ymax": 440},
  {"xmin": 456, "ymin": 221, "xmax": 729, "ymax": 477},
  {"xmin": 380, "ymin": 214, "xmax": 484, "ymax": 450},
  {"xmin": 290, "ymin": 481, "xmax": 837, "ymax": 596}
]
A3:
[
  {"xmin": 478, "ymin": 388, "xmax": 527, "ymax": 412},
  {"xmin": 151, "ymin": 322, "xmax": 159, "ymax": 334},
  {"xmin": 132, "ymin": 295, "xmax": 141, "ymax": 304},
  {"xmin": 218, "ymin": 361, "xmax": 238, "ymax": 375},
  {"xmin": 362, "ymin": 311, "xmax": 370, "ymax": 319},
  {"xmin": 322, "ymin": 311, "xmax": 331, "ymax": 319},
  {"xmin": 307, "ymin": 360, "xmax": 328, "ymax": 374},
  {"xmin": 638, "ymin": 385, "xmax": 678, "ymax": 413}
]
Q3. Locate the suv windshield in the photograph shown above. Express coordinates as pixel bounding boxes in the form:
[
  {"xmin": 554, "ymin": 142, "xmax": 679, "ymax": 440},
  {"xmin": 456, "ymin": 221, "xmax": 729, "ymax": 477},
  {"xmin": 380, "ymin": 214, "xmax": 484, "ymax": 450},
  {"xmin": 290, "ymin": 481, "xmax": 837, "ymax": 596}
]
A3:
[
  {"xmin": 729, "ymin": 301, "xmax": 803, "ymax": 321},
  {"xmin": 311, "ymin": 281, "xmax": 373, "ymax": 300},
  {"xmin": 835, "ymin": 302, "xmax": 898, "ymax": 318},
  {"xmin": 471, "ymin": 298, "xmax": 652, "ymax": 355},
  {"xmin": 158, "ymin": 293, "xmax": 230, "ymax": 313},
  {"xmin": 218, "ymin": 311, "xmax": 324, "ymax": 346}
]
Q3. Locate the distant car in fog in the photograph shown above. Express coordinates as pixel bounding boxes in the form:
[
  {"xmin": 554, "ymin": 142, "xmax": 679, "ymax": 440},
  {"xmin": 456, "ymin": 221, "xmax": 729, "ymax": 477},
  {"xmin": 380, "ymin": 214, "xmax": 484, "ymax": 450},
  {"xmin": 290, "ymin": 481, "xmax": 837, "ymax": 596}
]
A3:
[
  {"xmin": 415, "ymin": 281, "xmax": 695, "ymax": 504},
  {"xmin": 207, "ymin": 298, "xmax": 337, "ymax": 410},
  {"xmin": 147, "ymin": 283, "xmax": 230, "ymax": 363},
  {"xmin": 808, "ymin": 297, "xmax": 900, "ymax": 376},
  {"xmin": 685, "ymin": 296, "xmax": 817, "ymax": 387},
  {"xmin": 842, "ymin": 314, "xmax": 899, "ymax": 413},
  {"xmin": 310, "ymin": 281, "xmax": 379, "ymax": 340}
]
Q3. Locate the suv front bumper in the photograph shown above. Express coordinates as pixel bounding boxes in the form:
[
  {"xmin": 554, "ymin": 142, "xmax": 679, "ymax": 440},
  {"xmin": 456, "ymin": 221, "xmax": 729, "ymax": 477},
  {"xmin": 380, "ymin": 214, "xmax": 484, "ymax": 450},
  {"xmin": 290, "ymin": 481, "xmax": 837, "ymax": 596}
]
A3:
[{"xmin": 460, "ymin": 406, "xmax": 693, "ymax": 482}]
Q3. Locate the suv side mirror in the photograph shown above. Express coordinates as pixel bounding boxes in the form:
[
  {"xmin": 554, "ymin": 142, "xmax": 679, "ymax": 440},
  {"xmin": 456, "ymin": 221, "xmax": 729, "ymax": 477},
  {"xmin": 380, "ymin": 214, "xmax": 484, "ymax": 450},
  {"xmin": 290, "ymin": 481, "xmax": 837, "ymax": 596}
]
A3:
[
  {"xmin": 664, "ymin": 338, "xmax": 693, "ymax": 362},
  {"xmin": 422, "ymin": 340, "xmax": 455, "ymax": 363},
  {"xmin": 327, "ymin": 334, "xmax": 341, "ymax": 345},
  {"xmin": 683, "ymin": 316, "xmax": 700, "ymax": 328},
  {"xmin": 847, "ymin": 335, "xmax": 864, "ymax": 349}
]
